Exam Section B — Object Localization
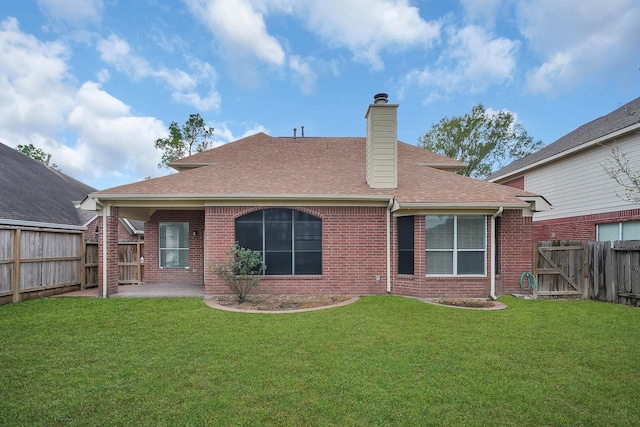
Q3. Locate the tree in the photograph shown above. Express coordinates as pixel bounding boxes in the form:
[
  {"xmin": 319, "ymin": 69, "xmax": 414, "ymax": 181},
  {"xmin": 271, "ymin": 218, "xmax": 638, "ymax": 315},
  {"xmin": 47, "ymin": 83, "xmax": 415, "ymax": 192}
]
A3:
[
  {"xmin": 16, "ymin": 143, "xmax": 59, "ymax": 170},
  {"xmin": 601, "ymin": 107, "xmax": 640, "ymax": 204},
  {"xmin": 154, "ymin": 113, "xmax": 214, "ymax": 168},
  {"xmin": 211, "ymin": 243, "xmax": 266, "ymax": 303},
  {"xmin": 418, "ymin": 104, "xmax": 542, "ymax": 179}
]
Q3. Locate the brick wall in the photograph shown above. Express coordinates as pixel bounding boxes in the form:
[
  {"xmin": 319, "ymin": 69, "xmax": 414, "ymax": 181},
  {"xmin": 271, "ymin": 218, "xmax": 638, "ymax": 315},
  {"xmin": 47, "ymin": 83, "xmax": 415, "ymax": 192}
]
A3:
[
  {"xmin": 203, "ymin": 206, "xmax": 389, "ymax": 296},
  {"xmin": 97, "ymin": 206, "xmax": 119, "ymax": 296},
  {"xmin": 393, "ymin": 215, "xmax": 492, "ymax": 297},
  {"xmin": 497, "ymin": 209, "xmax": 534, "ymax": 295},
  {"xmin": 393, "ymin": 209, "xmax": 534, "ymax": 298},
  {"xmin": 143, "ymin": 210, "xmax": 205, "ymax": 285},
  {"xmin": 501, "ymin": 175, "xmax": 525, "ymax": 190},
  {"xmin": 138, "ymin": 206, "xmax": 535, "ymax": 299},
  {"xmin": 533, "ymin": 208, "xmax": 640, "ymax": 242}
]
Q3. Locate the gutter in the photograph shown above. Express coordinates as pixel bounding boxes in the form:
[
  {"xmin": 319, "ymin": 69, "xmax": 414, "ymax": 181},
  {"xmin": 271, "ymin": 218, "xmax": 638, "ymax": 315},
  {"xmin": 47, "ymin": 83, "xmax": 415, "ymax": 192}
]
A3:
[
  {"xmin": 0, "ymin": 219, "xmax": 87, "ymax": 231},
  {"xmin": 490, "ymin": 207, "xmax": 504, "ymax": 300},
  {"xmin": 88, "ymin": 192, "xmax": 396, "ymax": 202}
]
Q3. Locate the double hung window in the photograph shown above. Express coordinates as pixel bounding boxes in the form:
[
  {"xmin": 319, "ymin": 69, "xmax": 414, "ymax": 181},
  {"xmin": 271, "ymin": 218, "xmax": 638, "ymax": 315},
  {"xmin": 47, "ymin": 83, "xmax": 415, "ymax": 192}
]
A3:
[
  {"xmin": 159, "ymin": 222, "xmax": 189, "ymax": 268},
  {"xmin": 425, "ymin": 215, "xmax": 486, "ymax": 275}
]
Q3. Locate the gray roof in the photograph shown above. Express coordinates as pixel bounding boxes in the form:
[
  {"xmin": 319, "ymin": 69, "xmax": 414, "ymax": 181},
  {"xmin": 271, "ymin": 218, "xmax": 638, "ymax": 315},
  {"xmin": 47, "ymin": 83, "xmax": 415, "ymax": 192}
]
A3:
[
  {"xmin": 488, "ymin": 96, "xmax": 640, "ymax": 181},
  {"xmin": 0, "ymin": 142, "xmax": 97, "ymax": 228}
]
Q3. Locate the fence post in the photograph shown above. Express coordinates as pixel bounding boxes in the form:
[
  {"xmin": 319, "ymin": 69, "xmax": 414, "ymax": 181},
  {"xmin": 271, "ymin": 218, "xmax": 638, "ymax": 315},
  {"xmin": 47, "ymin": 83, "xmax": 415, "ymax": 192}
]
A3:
[
  {"xmin": 581, "ymin": 242, "xmax": 589, "ymax": 299},
  {"xmin": 12, "ymin": 228, "xmax": 20, "ymax": 303}
]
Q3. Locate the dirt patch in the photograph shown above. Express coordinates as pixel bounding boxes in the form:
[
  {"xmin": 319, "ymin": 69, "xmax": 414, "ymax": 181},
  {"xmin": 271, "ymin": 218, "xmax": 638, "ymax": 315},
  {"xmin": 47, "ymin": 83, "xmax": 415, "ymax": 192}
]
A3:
[
  {"xmin": 212, "ymin": 294, "xmax": 354, "ymax": 311},
  {"xmin": 432, "ymin": 298, "xmax": 496, "ymax": 308}
]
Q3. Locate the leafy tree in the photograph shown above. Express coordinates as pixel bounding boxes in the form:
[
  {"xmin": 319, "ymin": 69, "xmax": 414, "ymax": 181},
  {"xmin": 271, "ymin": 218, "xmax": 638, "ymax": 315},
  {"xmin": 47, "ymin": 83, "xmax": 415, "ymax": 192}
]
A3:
[
  {"xmin": 154, "ymin": 113, "xmax": 214, "ymax": 168},
  {"xmin": 16, "ymin": 143, "xmax": 59, "ymax": 170},
  {"xmin": 211, "ymin": 243, "xmax": 266, "ymax": 303},
  {"xmin": 418, "ymin": 104, "xmax": 542, "ymax": 179},
  {"xmin": 17, "ymin": 143, "xmax": 50, "ymax": 164}
]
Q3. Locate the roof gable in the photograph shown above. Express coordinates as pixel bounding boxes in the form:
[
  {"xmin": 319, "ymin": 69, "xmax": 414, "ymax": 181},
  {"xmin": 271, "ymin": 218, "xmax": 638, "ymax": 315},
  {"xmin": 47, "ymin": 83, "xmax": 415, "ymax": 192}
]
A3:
[
  {"xmin": 96, "ymin": 133, "xmax": 536, "ymax": 208},
  {"xmin": 0, "ymin": 142, "xmax": 96, "ymax": 227},
  {"xmin": 488, "ymin": 96, "xmax": 640, "ymax": 181}
]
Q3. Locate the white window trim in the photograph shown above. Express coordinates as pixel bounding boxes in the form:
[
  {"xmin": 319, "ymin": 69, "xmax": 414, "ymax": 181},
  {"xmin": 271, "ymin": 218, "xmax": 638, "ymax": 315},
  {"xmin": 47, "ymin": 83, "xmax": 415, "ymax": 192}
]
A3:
[
  {"xmin": 425, "ymin": 215, "xmax": 487, "ymax": 277},
  {"xmin": 159, "ymin": 222, "xmax": 189, "ymax": 269},
  {"xmin": 597, "ymin": 221, "xmax": 640, "ymax": 242}
]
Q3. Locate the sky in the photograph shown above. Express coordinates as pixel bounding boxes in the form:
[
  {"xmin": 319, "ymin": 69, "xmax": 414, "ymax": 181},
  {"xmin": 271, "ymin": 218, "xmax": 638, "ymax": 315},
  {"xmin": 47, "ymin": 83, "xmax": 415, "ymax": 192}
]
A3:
[{"xmin": 1, "ymin": 0, "xmax": 639, "ymax": 190}]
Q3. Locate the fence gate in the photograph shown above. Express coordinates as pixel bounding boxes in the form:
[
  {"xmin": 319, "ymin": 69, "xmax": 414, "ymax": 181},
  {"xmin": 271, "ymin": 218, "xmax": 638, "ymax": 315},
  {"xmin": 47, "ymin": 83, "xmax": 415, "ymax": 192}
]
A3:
[{"xmin": 533, "ymin": 241, "xmax": 588, "ymax": 298}]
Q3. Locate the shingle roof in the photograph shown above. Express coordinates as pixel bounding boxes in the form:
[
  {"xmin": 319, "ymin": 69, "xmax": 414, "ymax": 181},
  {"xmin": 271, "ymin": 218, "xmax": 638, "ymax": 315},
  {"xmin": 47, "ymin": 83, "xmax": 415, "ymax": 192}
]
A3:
[
  {"xmin": 95, "ymin": 133, "xmax": 535, "ymax": 207},
  {"xmin": 0, "ymin": 142, "xmax": 97, "ymax": 227},
  {"xmin": 488, "ymin": 96, "xmax": 640, "ymax": 181}
]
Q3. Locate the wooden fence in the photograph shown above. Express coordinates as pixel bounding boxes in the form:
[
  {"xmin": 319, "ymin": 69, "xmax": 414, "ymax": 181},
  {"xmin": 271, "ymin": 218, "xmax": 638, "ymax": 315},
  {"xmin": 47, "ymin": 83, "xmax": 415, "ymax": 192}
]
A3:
[
  {"xmin": 1, "ymin": 226, "xmax": 144, "ymax": 305},
  {"xmin": 0, "ymin": 226, "xmax": 84, "ymax": 305},
  {"xmin": 534, "ymin": 240, "xmax": 640, "ymax": 307},
  {"xmin": 118, "ymin": 242, "xmax": 144, "ymax": 285}
]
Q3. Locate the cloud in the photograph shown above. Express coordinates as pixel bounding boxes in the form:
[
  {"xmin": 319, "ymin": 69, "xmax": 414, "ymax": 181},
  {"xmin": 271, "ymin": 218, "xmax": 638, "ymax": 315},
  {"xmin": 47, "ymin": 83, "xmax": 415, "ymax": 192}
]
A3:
[
  {"xmin": 517, "ymin": 0, "xmax": 640, "ymax": 93},
  {"xmin": 288, "ymin": 55, "xmax": 318, "ymax": 95},
  {"xmin": 404, "ymin": 25, "xmax": 519, "ymax": 98},
  {"xmin": 183, "ymin": 0, "xmax": 286, "ymax": 66},
  {"xmin": 295, "ymin": 0, "xmax": 441, "ymax": 71},
  {"xmin": 0, "ymin": 17, "xmax": 75, "ymax": 138},
  {"xmin": 37, "ymin": 0, "xmax": 104, "ymax": 27},
  {"xmin": 184, "ymin": 0, "xmax": 440, "ymax": 75},
  {"xmin": 66, "ymin": 81, "xmax": 167, "ymax": 183},
  {"xmin": 97, "ymin": 34, "xmax": 221, "ymax": 111},
  {"xmin": 0, "ymin": 18, "xmax": 168, "ymax": 189}
]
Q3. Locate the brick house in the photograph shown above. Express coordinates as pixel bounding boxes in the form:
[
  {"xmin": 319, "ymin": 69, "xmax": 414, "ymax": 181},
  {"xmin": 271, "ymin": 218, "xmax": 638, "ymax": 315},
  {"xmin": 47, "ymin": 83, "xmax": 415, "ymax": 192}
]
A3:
[
  {"xmin": 85, "ymin": 94, "xmax": 549, "ymax": 299},
  {"xmin": 488, "ymin": 96, "xmax": 640, "ymax": 242}
]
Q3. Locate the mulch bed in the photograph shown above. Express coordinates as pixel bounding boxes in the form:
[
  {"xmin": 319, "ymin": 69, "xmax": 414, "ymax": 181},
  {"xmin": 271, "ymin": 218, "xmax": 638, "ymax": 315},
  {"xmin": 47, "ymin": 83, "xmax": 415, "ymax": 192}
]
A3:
[
  {"xmin": 432, "ymin": 298, "xmax": 496, "ymax": 308},
  {"xmin": 213, "ymin": 294, "xmax": 353, "ymax": 311}
]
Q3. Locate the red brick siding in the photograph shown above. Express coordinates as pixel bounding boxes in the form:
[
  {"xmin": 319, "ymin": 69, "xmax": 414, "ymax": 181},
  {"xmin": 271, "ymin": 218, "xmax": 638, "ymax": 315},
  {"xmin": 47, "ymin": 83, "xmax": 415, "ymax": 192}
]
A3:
[
  {"xmin": 393, "ymin": 210, "xmax": 534, "ymax": 298},
  {"xmin": 98, "ymin": 207, "xmax": 119, "ymax": 296},
  {"xmin": 203, "ymin": 206, "xmax": 388, "ymax": 296},
  {"xmin": 394, "ymin": 216, "xmax": 491, "ymax": 298},
  {"xmin": 83, "ymin": 217, "xmax": 100, "ymax": 242},
  {"xmin": 497, "ymin": 210, "xmax": 534, "ymax": 295},
  {"xmin": 117, "ymin": 220, "xmax": 141, "ymax": 242},
  {"xmin": 501, "ymin": 176, "xmax": 525, "ymax": 190},
  {"xmin": 143, "ymin": 210, "xmax": 205, "ymax": 285},
  {"xmin": 533, "ymin": 208, "xmax": 640, "ymax": 242},
  {"xmin": 134, "ymin": 206, "xmax": 535, "ymax": 299}
]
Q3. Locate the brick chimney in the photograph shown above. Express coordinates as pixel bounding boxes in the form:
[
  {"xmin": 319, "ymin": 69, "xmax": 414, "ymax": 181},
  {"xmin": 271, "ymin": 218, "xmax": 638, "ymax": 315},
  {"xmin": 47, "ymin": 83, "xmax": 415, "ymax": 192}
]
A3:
[{"xmin": 365, "ymin": 93, "xmax": 398, "ymax": 189}]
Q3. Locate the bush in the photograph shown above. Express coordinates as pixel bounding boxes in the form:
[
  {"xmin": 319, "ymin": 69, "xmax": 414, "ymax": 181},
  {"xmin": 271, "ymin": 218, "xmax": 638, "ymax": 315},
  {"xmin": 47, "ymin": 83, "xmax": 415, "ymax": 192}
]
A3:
[{"xmin": 212, "ymin": 243, "xmax": 266, "ymax": 303}]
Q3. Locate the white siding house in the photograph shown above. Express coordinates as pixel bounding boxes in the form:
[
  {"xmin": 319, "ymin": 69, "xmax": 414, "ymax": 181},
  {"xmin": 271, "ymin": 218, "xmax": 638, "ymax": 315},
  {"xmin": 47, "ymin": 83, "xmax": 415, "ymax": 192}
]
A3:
[{"xmin": 488, "ymin": 96, "xmax": 640, "ymax": 242}]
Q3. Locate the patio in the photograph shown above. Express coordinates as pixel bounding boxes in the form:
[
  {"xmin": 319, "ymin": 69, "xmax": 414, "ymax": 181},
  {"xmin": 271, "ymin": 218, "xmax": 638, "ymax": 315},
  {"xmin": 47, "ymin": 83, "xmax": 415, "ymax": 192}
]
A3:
[{"xmin": 59, "ymin": 283, "xmax": 205, "ymax": 298}]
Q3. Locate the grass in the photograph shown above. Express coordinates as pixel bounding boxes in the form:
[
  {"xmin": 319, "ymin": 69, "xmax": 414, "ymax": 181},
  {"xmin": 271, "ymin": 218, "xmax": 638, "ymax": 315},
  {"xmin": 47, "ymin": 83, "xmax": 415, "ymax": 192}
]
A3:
[{"xmin": 1, "ymin": 296, "xmax": 639, "ymax": 426}]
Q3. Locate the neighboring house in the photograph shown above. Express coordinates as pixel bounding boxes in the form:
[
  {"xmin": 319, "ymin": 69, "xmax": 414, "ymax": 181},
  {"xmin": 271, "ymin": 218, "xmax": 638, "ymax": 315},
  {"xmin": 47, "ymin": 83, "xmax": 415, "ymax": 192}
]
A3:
[
  {"xmin": 0, "ymin": 142, "xmax": 98, "ymax": 234},
  {"xmin": 119, "ymin": 218, "xmax": 145, "ymax": 242},
  {"xmin": 488, "ymin": 96, "xmax": 640, "ymax": 242},
  {"xmin": 0, "ymin": 142, "xmax": 144, "ymax": 241},
  {"xmin": 84, "ymin": 94, "xmax": 549, "ymax": 299}
]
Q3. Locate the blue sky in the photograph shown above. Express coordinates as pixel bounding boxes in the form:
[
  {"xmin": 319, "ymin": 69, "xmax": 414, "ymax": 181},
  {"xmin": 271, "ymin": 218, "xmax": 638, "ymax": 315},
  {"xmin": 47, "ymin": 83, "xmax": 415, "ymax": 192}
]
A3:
[{"xmin": 1, "ymin": 0, "xmax": 638, "ymax": 190}]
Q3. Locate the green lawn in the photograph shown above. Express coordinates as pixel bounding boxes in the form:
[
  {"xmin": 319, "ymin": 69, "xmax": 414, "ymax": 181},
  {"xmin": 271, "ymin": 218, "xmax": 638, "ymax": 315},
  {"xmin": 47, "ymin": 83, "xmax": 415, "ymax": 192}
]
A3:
[{"xmin": 1, "ymin": 296, "xmax": 639, "ymax": 426}]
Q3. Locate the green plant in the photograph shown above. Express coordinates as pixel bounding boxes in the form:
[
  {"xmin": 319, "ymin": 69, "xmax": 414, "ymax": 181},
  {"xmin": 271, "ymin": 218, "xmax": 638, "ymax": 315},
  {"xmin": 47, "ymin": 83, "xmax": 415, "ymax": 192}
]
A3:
[{"xmin": 212, "ymin": 243, "xmax": 265, "ymax": 303}]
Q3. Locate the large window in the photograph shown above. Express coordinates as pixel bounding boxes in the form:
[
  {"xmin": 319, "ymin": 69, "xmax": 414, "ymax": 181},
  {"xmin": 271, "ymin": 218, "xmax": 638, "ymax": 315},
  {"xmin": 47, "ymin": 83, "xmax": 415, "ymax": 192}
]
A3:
[
  {"xmin": 425, "ymin": 215, "xmax": 486, "ymax": 275},
  {"xmin": 159, "ymin": 222, "xmax": 189, "ymax": 268},
  {"xmin": 235, "ymin": 209, "xmax": 322, "ymax": 275},
  {"xmin": 397, "ymin": 216, "xmax": 414, "ymax": 275},
  {"xmin": 597, "ymin": 221, "xmax": 640, "ymax": 242}
]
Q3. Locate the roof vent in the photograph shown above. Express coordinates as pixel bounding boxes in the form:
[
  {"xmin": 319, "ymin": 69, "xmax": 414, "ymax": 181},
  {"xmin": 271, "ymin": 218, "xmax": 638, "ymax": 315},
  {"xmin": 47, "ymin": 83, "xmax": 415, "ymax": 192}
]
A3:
[{"xmin": 373, "ymin": 93, "xmax": 388, "ymax": 104}]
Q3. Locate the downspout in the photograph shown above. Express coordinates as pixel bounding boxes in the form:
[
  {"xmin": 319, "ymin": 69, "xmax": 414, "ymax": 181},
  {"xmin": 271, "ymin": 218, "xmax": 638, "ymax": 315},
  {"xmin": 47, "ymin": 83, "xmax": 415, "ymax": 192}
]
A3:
[
  {"xmin": 490, "ymin": 207, "xmax": 504, "ymax": 300},
  {"xmin": 386, "ymin": 198, "xmax": 393, "ymax": 293}
]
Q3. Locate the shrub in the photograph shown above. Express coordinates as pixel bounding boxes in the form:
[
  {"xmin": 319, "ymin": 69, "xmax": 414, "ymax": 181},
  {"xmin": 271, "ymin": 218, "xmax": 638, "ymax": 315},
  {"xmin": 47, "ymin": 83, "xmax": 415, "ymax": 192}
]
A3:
[{"xmin": 212, "ymin": 243, "xmax": 266, "ymax": 303}]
